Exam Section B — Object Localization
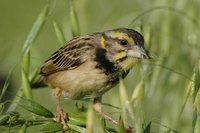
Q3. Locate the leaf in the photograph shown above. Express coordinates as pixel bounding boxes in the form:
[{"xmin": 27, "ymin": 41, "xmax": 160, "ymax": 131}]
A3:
[
  {"xmin": 40, "ymin": 122, "xmax": 63, "ymax": 133},
  {"xmin": 194, "ymin": 116, "xmax": 200, "ymax": 133},
  {"xmin": 193, "ymin": 61, "xmax": 200, "ymax": 102},
  {"xmin": 119, "ymin": 79, "xmax": 135, "ymax": 130},
  {"xmin": 0, "ymin": 103, "xmax": 4, "ymax": 114},
  {"xmin": 179, "ymin": 75, "xmax": 193, "ymax": 118},
  {"xmin": 53, "ymin": 21, "xmax": 66, "ymax": 45},
  {"xmin": 131, "ymin": 81, "xmax": 145, "ymax": 133},
  {"xmin": 86, "ymin": 105, "xmax": 94, "ymax": 133},
  {"xmin": 7, "ymin": 111, "xmax": 20, "ymax": 124},
  {"xmin": 192, "ymin": 60, "xmax": 200, "ymax": 133},
  {"xmin": 143, "ymin": 122, "xmax": 151, "ymax": 133},
  {"xmin": 68, "ymin": 124, "xmax": 86, "ymax": 133},
  {"xmin": 70, "ymin": 0, "xmax": 80, "ymax": 37},
  {"xmin": 131, "ymin": 81, "xmax": 145, "ymax": 104},
  {"xmin": 0, "ymin": 114, "xmax": 9, "ymax": 125},
  {"xmin": 0, "ymin": 69, "xmax": 13, "ymax": 101},
  {"xmin": 22, "ymin": 5, "xmax": 50, "ymax": 54},
  {"xmin": 22, "ymin": 68, "xmax": 33, "ymax": 99},
  {"xmin": 21, "ymin": 4, "xmax": 50, "ymax": 99},
  {"xmin": 18, "ymin": 98, "xmax": 54, "ymax": 118},
  {"xmin": 68, "ymin": 113, "xmax": 86, "ymax": 126},
  {"xmin": 86, "ymin": 105, "xmax": 104, "ymax": 133},
  {"xmin": 22, "ymin": 51, "xmax": 30, "ymax": 76},
  {"xmin": 18, "ymin": 121, "xmax": 28, "ymax": 133},
  {"xmin": 118, "ymin": 117, "xmax": 124, "ymax": 133}
]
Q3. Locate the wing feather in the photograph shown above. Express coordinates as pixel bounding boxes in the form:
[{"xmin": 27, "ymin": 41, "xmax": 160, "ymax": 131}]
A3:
[{"xmin": 40, "ymin": 35, "xmax": 96, "ymax": 76}]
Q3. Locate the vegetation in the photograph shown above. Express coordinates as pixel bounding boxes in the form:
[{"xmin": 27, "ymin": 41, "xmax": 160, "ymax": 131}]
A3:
[{"xmin": 0, "ymin": 0, "xmax": 200, "ymax": 132}]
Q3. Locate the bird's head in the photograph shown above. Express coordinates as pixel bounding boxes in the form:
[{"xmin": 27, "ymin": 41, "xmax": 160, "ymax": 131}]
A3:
[{"xmin": 100, "ymin": 28, "xmax": 150, "ymax": 71}]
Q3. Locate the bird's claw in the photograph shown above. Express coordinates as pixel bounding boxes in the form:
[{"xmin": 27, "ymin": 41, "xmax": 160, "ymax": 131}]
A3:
[{"xmin": 56, "ymin": 106, "xmax": 69, "ymax": 131}]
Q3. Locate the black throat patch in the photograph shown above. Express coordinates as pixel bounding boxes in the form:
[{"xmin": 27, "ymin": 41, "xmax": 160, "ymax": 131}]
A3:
[{"xmin": 95, "ymin": 48, "xmax": 118, "ymax": 75}]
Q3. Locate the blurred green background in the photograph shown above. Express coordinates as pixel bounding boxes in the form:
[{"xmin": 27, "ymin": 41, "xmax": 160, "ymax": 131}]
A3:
[{"xmin": 0, "ymin": 0, "xmax": 200, "ymax": 132}]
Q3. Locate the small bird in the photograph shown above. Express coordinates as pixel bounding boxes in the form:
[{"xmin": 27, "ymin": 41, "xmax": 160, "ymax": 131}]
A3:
[{"xmin": 34, "ymin": 28, "xmax": 150, "ymax": 130}]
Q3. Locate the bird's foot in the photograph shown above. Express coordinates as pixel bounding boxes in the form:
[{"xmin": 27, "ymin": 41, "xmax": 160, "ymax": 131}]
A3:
[
  {"xmin": 93, "ymin": 97, "xmax": 119, "ymax": 126},
  {"xmin": 99, "ymin": 112, "xmax": 119, "ymax": 125},
  {"xmin": 56, "ymin": 106, "xmax": 69, "ymax": 131}
]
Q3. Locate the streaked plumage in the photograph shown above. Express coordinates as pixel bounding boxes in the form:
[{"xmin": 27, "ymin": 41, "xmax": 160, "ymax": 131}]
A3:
[{"xmin": 35, "ymin": 28, "xmax": 150, "ymax": 130}]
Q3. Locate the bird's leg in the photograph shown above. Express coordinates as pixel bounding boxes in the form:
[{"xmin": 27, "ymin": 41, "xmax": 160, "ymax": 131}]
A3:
[
  {"xmin": 55, "ymin": 87, "xmax": 69, "ymax": 131},
  {"xmin": 93, "ymin": 97, "xmax": 119, "ymax": 125}
]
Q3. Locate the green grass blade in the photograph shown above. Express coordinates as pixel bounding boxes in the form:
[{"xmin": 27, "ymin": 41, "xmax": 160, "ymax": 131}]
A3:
[
  {"xmin": 68, "ymin": 112, "xmax": 86, "ymax": 126},
  {"xmin": 193, "ymin": 61, "xmax": 200, "ymax": 101},
  {"xmin": 22, "ymin": 5, "xmax": 50, "ymax": 54},
  {"xmin": 18, "ymin": 121, "xmax": 28, "ymax": 133},
  {"xmin": 129, "ymin": 6, "xmax": 199, "ymax": 28},
  {"xmin": 17, "ymin": 98, "xmax": 54, "ymax": 118},
  {"xmin": 68, "ymin": 124, "xmax": 86, "ymax": 133},
  {"xmin": 131, "ymin": 81, "xmax": 145, "ymax": 104},
  {"xmin": 131, "ymin": 81, "xmax": 145, "ymax": 133},
  {"xmin": 179, "ymin": 75, "xmax": 194, "ymax": 118},
  {"xmin": 119, "ymin": 79, "xmax": 135, "ymax": 132},
  {"xmin": 143, "ymin": 122, "xmax": 151, "ymax": 133},
  {"xmin": 194, "ymin": 117, "xmax": 200, "ymax": 133},
  {"xmin": 86, "ymin": 105, "xmax": 94, "ymax": 133},
  {"xmin": 0, "ymin": 69, "xmax": 13, "ymax": 101},
  {"xmin": 40, "ymin": 122, "xmax": 63, "ymax": 133},
  {"xmin": 86, "ymin": 105, "xmax": 104, "ymax": 133},
  {"xmin": 193, "ymin": 60, "xmax": 200, "ymax": 133},
  {"xmin": 0, "ymin": 103, "xmax": 4, "ymax": 114},
  {"xmin": 20, "ymin": 4, "xmax": 50, "ymax": 100},
  {"xmin": 0, "ymin": 114, "xmax": 10, "ymax": 125},
  {"xmin": 119, "ymin": 79, "xmax": 129, "ymax": 127},
  {"xmin": 118, "ymin": 117, "xmax": 124, "ymax": 133},
  {"xmin": 53, "ymin": 21, "xmax": 66, "ymax": 45},
  {"xmin": 70, "ymin": 0, "xmax": 80, "ymax": 37},
  {"xmin": 21, "ymin": 68, "xmax": 32, "ymax": 99}
]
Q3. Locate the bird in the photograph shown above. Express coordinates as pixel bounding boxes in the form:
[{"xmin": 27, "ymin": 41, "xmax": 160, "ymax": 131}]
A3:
[{"xmin": 33, "ymin": 28, "xmax": 150, "ymax": 130}]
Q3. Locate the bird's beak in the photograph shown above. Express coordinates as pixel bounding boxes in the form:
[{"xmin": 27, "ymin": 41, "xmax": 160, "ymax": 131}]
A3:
[{"xmin": 127, "ymin": 45, "xmax": 151, "ymax": 59}]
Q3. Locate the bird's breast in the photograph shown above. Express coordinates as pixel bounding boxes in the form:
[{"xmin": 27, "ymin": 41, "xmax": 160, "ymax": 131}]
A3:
[{"xmin": 44, "ymin": 59, "xmax": 120, "ymax": 100}]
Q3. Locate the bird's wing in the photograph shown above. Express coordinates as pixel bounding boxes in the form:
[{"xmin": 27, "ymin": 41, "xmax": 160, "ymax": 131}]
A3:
[{"xmin": 40, "ymin": 41, "xmax": 94, "ymax": 76}]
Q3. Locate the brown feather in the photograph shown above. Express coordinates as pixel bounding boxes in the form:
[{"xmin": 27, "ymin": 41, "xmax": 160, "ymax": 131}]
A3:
[{"xmin": 40, "ymin": 34, "xmax": 99, "ymax": 76}]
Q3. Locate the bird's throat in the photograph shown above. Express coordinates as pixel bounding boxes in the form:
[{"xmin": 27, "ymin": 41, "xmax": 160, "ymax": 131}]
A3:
[{"xmin": 120, "ymin": 58, "xmax": 140, "ymax": 71}]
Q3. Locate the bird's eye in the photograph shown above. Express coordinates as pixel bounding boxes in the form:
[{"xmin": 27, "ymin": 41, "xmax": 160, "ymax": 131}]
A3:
[{"xmin": 120, "ymin": 39, "xmax": 128, "ymax": 46}]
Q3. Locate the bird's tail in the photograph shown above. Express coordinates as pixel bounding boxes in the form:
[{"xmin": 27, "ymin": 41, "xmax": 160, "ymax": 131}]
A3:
[{"xmin": 31, "ymin": 76, "xmax": 47, "ymax": 89}]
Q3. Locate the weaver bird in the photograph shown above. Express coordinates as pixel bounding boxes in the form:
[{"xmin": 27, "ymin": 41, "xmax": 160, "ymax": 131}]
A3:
[{"xmin": 33, "ymin": 28, "xmax": 150, "ymax": 130}]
